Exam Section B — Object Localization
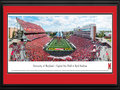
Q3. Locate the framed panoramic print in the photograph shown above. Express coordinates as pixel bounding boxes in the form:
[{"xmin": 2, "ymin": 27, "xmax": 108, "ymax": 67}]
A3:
[{"xmin": 0, "ymin": 0, "xmax": 120, "ymax": 90}]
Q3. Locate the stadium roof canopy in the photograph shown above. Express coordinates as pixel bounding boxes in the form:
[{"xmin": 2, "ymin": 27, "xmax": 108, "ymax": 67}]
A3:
[{"xmin": 16, "ymin": 18, "xmax": 45, "ymax": 33}]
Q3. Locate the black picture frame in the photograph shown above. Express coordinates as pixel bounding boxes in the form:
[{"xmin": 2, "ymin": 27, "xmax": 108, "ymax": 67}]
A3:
[{"xmin": 0, "ymin": 0, "xmax": 120, "ymax": 90}]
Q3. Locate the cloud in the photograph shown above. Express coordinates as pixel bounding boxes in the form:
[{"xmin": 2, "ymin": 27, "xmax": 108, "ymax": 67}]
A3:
[
  {"xmin": 95, "ymin": 15, "xmax": 112, "ymax": 30},
  {"xmin": 8, "ymin": 17, "xmax": 17, "ymax": 28},
  {"xmin": 8, "ymin": 15, "xmax": 112, "ymax": 32}
]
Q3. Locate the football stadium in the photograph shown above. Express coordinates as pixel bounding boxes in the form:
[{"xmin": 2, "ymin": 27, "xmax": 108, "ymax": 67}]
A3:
[
  {"xmin": 8, "ymin": 17, "xmax": 112, "ymax": 61},
  {"xmin": 44, "ymin": 32, "xmax": 76, "ymax": 56}
]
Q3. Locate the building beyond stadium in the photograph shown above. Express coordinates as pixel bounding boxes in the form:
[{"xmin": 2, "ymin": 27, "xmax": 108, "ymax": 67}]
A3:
[{"xmin": 74, "ymin": 24, "xmax": 96, "ymax": 41}]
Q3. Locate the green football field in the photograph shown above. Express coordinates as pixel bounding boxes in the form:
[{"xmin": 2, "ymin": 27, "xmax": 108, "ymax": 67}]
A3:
[{"xmin": 46, "ymin": 39, "xmax": 73, "ymax": 51}]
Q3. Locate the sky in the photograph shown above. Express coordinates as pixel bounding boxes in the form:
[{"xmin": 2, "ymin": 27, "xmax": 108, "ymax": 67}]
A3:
[{"xmin": 8, "ymin": 14, "xmax": 112, "ymax": 32}]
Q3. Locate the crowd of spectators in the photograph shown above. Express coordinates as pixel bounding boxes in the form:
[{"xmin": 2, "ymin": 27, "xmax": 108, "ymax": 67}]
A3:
[
  {"xmin": 25, "ymin": 36, "xmax": 51, "ymax": 61},
  {"xmin": 16, "ymin": 18, "xmax": 45, "ymax": 33},
  {"xmin": 26, "ymin": 34, "xmax": 47, "ymax": 41},
  {"xmin": 9, "ymin": 42, "xmax": 23, "ymax": 61},
  {"xmin": 9, "ymin": 35, "xmax": 101, "ymax": 61},
  {"xmin": 68, "ymin": 35, "xmax": 101, "ymax": 61}
]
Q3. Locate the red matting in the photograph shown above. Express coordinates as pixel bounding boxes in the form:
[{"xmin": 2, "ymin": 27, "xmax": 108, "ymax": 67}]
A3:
[{"xmin": 3, "ymin": 6, "xmax": 117, "ymax": 84}]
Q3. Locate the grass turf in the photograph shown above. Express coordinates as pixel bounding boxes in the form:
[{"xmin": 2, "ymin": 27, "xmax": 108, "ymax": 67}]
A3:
[{"xmin": 46, "ymin": 39, "xmax": 73, "ymax": 51}]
